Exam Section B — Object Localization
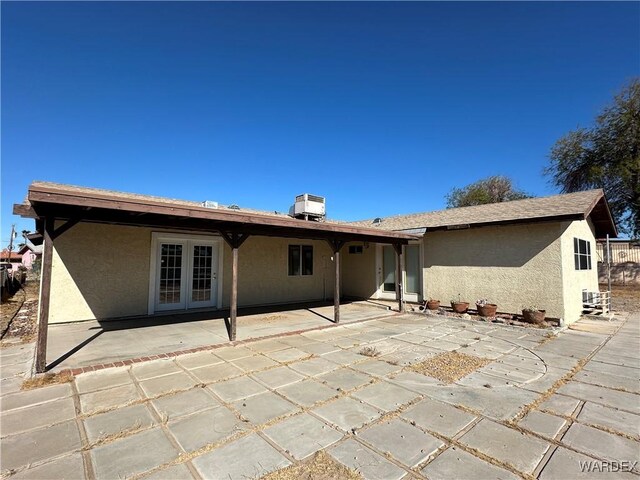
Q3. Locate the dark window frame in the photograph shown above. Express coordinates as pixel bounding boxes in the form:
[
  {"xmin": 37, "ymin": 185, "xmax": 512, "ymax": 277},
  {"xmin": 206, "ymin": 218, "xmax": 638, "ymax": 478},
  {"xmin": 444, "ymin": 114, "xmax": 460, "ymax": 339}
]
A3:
[
  {"xmin": 348, "ymin": 245, "xmax": 364, "ymax": 254},
  {"xmin": 574, "ymin": 237, "xmax": 592, "ymax": 271},
  {"xmin": 288, "ymin": 245, "xmax": 313, "ymax": 276}
]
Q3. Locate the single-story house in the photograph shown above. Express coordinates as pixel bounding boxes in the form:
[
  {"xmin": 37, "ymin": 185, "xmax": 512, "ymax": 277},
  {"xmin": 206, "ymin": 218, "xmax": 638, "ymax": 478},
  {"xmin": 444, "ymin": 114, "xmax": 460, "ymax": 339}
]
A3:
[
  {"xmin": 14, "ymin": 181, "xmax": 616, "ymax": 372},
  {"xmin": 18, "ymin": 242, "xmax": 43, "ymax": 270}
]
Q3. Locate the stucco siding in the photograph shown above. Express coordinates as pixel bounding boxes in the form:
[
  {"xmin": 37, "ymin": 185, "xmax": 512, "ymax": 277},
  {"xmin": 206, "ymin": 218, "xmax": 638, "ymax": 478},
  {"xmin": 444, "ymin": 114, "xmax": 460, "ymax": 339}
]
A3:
[
  {"xmin": 422, "ymin": 223, "xmax": 565, "ymax": 318},
  {"xmin": 49, "ymin": 223, "xmax": 152, "ymax": 323},
  {"xmin": 341, "ymin": 242, "xmax": 377, "ymax": 299},
  {"xmin": 220, "ymin": 237, "xmax": 335, "ymax": 307},
  {"xmin": 560, "ymin": 219, "xmax": 599, "ymax": 323}
]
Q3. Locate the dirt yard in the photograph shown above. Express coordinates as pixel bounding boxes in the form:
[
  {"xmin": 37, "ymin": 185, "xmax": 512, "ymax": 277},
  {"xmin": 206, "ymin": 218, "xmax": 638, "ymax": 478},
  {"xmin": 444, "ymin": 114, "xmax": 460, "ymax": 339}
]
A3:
[
  {"xmin": 1, "ymin": 279, "xmax": 39, "ymax": 343},
  {"xmin": 605, "ymin": 284, "xmax": 640, "ymax": 313}
]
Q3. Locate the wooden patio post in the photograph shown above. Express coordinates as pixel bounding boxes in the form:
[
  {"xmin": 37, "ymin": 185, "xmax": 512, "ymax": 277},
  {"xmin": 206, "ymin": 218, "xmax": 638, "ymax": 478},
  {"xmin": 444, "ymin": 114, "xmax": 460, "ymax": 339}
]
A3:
[
  {"xmin": 220, "ymin": 232, "xmax": 249, "ymax": 342},
  {"xmin": 327, "ymin": 239, "xmax": 345, "ymax": 323},
  {"xmin": 393, "ymin": 243, "xmax": 405, "ymax": 313},
  {"xmin": 35, "ymin": 217, "xmax": 55, "ymax": 373}
]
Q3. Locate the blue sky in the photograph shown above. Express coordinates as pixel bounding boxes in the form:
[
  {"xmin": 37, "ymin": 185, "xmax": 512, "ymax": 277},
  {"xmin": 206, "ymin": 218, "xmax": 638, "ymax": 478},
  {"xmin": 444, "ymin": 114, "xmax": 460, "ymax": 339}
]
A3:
[{"xmin": 2, "ymin": 2, "xmax": 639, "ymax": 244}]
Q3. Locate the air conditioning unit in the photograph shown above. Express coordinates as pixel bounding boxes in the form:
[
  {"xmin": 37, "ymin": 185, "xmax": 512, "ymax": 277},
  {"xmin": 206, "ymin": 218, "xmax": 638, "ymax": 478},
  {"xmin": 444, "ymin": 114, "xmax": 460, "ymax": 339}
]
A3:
[
  {"xmin": 294, "ymin": 194, "xmax": 325, "ymax": 221},
  {"xmin": 201, "ymin": 200, "xmax": 218, "ymax": 209}
]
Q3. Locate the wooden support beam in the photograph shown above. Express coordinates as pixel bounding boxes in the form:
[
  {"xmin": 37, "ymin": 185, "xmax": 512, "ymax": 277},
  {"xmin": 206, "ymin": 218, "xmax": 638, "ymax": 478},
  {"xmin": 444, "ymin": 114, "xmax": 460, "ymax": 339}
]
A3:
[
  {"xmin": 327, "ymin": 239, "xmax": 345, "ymax": 323},
  {"xmin": 220, "ymin": 232, "xmax": 249, "ymax": 342},
  {"xmin": 35, "ymin": 217, "xmax": 55, "ymax": 373},
  {"xmin": 393, "ymin": 243, "xmax": 405, "ymax": 313}
]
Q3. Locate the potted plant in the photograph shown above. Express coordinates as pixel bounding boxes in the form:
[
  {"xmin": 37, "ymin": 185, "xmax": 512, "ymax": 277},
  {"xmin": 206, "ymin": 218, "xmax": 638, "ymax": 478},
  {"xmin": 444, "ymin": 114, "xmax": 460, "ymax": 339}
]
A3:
[
  {"xmin": 522, "ymin": 306, "xmax": 546, "ymax": 324},
  {"xmin": 426, "ymin": 298, "xmax": 441, "ymax": 310},
  {"xmin": 450, "ymin": 294, "xmax": 469, "ymax": 314},
  {"xmin": 476, "ymin": 298, "xmax": 498, "ymax": 317}
]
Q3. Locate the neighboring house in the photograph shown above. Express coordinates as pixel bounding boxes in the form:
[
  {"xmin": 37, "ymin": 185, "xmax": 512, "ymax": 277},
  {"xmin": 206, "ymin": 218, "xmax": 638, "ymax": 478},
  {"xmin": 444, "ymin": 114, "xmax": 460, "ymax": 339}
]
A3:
[
  {"xmin": 13, "ymin": 182, "xmax": 617, "ymax": 371},
  {"xmin": 596, "ymin": 239, "xmax": 640, "ymax": 285},
  {"xmin": 18, "ymin": 242, "xmax": 43, "ymax": 270},
  {"xmin": 0, "ymin": 249, "xmax": 23, "ymax": 271}
]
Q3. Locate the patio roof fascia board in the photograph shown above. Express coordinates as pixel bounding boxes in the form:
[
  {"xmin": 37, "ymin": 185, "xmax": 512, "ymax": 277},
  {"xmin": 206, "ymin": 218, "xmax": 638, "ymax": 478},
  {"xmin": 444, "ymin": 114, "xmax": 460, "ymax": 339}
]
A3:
[{"xmin": 21, "ymin": 188, "xmax": 419, "ymax": 245}]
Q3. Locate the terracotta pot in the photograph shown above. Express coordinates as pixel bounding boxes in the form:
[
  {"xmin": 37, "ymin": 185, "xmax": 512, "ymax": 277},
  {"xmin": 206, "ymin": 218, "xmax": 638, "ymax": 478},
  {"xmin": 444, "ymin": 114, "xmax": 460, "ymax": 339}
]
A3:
[
  {"xmin": 451, "ymin": 301, "xmax": 469, "ymax": 314},
  {"xmin": 426, "ymin": 300, "xmax": 441, "ymax": 310},
  {"xmin": 522, "ymin": 309, "xmax": 546, "ymax": 324},
  {"xmin": 476, "ymin": 303, "xmax": 498, "ymax": 317}
]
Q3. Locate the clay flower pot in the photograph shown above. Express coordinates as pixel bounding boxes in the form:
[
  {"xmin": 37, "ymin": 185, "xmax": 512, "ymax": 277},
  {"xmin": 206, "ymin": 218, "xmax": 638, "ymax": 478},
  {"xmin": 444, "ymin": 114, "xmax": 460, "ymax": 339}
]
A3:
[
  {"xmin": 426, "ymin": 300, "xmax": 441, "ymax": 310},
  {"xmin": 451, "ymin": 301, "xmax": 469, "ymax": 314},
  {"xmin": 522, "ymin": 309, "xmax": 546, "ymax": 324},
  {"xmin": 476, "ymin": 303, "xmax": 498, "ymax": 317}
]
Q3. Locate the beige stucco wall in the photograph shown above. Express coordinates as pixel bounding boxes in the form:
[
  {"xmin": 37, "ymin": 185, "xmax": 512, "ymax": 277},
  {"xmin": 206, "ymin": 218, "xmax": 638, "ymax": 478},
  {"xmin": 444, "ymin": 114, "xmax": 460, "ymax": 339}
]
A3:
[
  {"xmin": 560, "ymin": 219, "xmax": 599, "ymax": 323},
  {"xmin": 220, "ymin": 237, "xmax": 335, "ymax": 308},
  {"xmin": 48, "ymin": 223, "xmax": 336, "ymax": 323},
  {"xmin": 341, "ymin": 242, "xmax": 377, "ymax": 299},
  {"xmin": 422, "ymin": 222, "xmax": 566, "ymax": 319},
  {"xmin": 49, "ymin": 223, "xmax": 153, "ymax": 323}
]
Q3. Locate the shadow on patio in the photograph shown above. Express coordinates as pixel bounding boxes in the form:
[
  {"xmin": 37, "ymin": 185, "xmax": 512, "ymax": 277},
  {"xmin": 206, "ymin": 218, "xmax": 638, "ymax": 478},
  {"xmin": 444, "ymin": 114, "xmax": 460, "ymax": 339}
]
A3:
[{"xmin": 46, "ymin": 300, "xmax": 395, "ymax": 371}]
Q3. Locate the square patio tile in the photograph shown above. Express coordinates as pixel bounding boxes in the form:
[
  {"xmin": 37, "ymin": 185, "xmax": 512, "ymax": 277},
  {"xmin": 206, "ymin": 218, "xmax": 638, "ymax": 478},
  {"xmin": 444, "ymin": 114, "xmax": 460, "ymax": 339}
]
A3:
[
  {"xmin": 352, "ymin": 381, "xmax": 420, "ymax": 412},
  {"xmin": 422, "ymin": 446, "xmax": 520, "ymax": 480},
  {"xmin": 400, "ymin": 397, "xmax": 477, "ymax": 438},
  {"xmin": 139, "ymin": 372, "xmax": 197, "ymax": 398},
  {"xmin": 328, "ymin": 439, "xmax": 406, "ymax": 480},
  {"xmin": 9, "ymin": 453, "xmax": 85, "ymax": 480},
  {"xmin": 298, "ymin": 342, "xmax": 341, "ymax": 356},
  {"xmin": 167, "ymin": 406, "xmax": 246, "ymax": 452},
  {"xmin": 459, "ymin": 418, "xmax": 551, "ymax": 474},
  {"xmin": 84, "ymin": 403, "xmax": 156, "ymax": 444},
  {"xmin": 276, "ymin": 379, "xmax": 338, "ymax": 407},
  {"xmin": 266, "ymin": 347, "xmax": 310, "ymax": 363},
  {"xmin": 192, "ymin": 433, "xmax": 290, "ymax": 480},
  {"xmin": 176, "ymin": 351, "xmax": 224, "ymax": 370},
  {"xmin": 351, "ymin": 358, "xmax": 403, "ymax": 377},
  {"xmin": 79, "ymin": 383, "xmax": 142, "ymax": 415},
  {"xmin": 312, "ymin": 396, "xmax": 382, "ymax": 432},
  {"xmin": 190, "ymin": 362, "xmax": 244, "ymax": 384},
  {"xmin": 322, "ymin": 349, "xmax": 366, "ymax": 366},
  {"xmin": 538, "ymin": 394, "xmax": 581, "ymax": 417},
  {"xmin": 289, "ymin": 357, "xmax": 339, "ymax": 376},
  {"xmin": 251, "ymin": 366, "xmax": 305, "ymax": 389},
  {"xmin": 131, "ymin": 360, "xmax": 182, "ymax": 380},
  {"xmin": 263, "ymin": 413, "xmax": 343, "ymax": 460},
  {"xmin": 561, "ymin": 422, "xmax": 640, "ymax": 464},
  {"xmin": 151, "ymin": 387, "xmax": 220, "ymax": 420},
  {"xmin": 577, "ymin": 402, "xmax": 640, "ymax": 438},
  {"xmin": 316, "ymin": 368, "xmax": 372, "ymax": 392},
  {"xmin": 231, "ymin": 354, "xmax": 279, "ymax": 372},
  {"xmin": 208, "ymin": 376, "xmax": 267, "ymax": 402},
  {"xmin": 74, "ymin": 367, "xmax": 133, "ymax": 393},
  {"xmin": 519, "ymin": 411, "xmax": 567, "ymax": 439},
  {"xmin": 213, "ymin": 346, "xmax": 255, "ymax": 362},
  {"xmin": 232, "ymin": 391, "xmax": 299, "ymax": 425}
]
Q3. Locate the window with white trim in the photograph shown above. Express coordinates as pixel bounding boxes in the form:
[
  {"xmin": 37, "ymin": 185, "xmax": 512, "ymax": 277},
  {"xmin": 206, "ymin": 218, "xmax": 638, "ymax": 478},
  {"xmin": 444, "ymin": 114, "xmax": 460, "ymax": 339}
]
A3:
[
  {"xmin": 288, "ymin": 245, "xmax": 313, "ymax": 276},
  {"xmin": 574, "ymin": 238, "xmax": 592, "ymax": 270}
]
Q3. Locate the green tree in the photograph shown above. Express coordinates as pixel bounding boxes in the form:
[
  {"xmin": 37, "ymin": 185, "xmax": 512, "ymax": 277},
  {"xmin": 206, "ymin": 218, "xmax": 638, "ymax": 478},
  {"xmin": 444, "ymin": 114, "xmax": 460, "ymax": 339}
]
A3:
[
  {"xmin": 546, "ymin": 79, "xmax": 640, "ymax": 237},
  {"xmin": 445, "ymin": 175, "xmax": 530, "ymax": 208}
]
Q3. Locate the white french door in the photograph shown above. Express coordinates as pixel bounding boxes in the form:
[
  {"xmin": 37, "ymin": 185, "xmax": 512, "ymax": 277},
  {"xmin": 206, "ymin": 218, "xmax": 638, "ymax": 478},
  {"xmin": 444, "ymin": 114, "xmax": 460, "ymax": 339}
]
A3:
[
  {"xmin": 151, "ymin": 234, "xmax": 221, "ymax": 313},
  {"xmin": 375, "ymin": 243, "xmax": 422, "ymax": 302}
]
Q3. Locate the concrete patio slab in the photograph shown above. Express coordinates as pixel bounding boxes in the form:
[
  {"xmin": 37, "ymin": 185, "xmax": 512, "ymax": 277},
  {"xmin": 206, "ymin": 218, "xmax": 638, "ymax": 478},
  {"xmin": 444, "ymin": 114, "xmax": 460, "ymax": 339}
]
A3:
[
  {"xmin": 321, "ymin": 349, "xmax": 366, "ymax": 366},
  {"xmin": 212, "ymin": 346, "xmax": 259, "ymax": 362},
  {"xmin": 91, "ymin": 427, "xmax": 179, "ymax": 479},
  {"xmin": 539, "ymin": 446, "xmax": 637, "ymax": 479},
  {"xmin": 537, "ymin": 394, "xmax": 581, "ymax": 417},
  {"xmin": 519, "ymin": 410, "xmax": 567, "ymax": 439},
  {"xmin": 459, "ymin": 418, "xmax": 551, "ymax": 474},
  {"xmin": 561, "ymin": 422, "xmax": 640, "ymax": 466},
  {"xmin": 0, "ymin": 420, "xmax": 82, "ymax": 472},
  {"xmin": 265, "ymin": 347, "xmax": 310, "ymax": 363},
  {"xmin": 421, "ymin": 446, "xmax": 520, "ymax": 480},
  {"xmin": 139, "ymin": 371, "xmax": 198, "ymax": 398},
  {"xmin": 232, "ymin": 391, "xmax": 298, "ymax": 424},
  {"xmin": 189, "ymin": 362, "xmax": 243, "ymax": 384},
  {"xmin": 312, "ymin": 397, "xmax": 382, "ymax": 432},
  {"xmin": 297, "ymin": 342, "xmax": 342, "ymax": 356},
  {"xmin": 276, "ymin": 378, "xmax": 338, "ymax": 407},
  {"xmin": 191, "ymin": 433, "xmax": 290, "ymax": 480},
  {"xmin": 359, "ymin": 418, "xmax": 444, "ymax": 467},
  {"xmin": 288, "ymin": 356, "xmax": 339, "ymax": 376},
  {"xmin": 350, "ymin": 358, "xmax": 403, "ymax": 377},
  {"xmin": 151, "ymin": 387, "xmax": 220, "ymax": 420},
  {"xmin": 208, "ymin": 375, "xmax": 268, "ymax": 402},
  {"xmin": 175, "ymin": 351, "xmax": 224, "ymax": 370},
  {"xmin": 0, "ymin": 396, "xmax": 76, "ymax": 437},
  {"xmin": 316, "ymin": 368, "xmax": 372, "ymax": 391},
  {"xmin": 245, "ymin": 338, "xmax": 291, "ymax": 353},
  {"xmin": 352, "ymin": 381, "xmax": 420, "ymax": 412},
  {"xmin": 0, "ymin": 383, "xmax": 72, "ymax": 411},
  {"xmin": 132, "ymin": 359, "xmax": 183, "ymax": 380},
  {"xmin": 9, "ymin": 453, "xmax": 85, "ymax": 480},
  {"xmin": 263, "ymin": 412, "xmax": 343, "ymax": 460},
  {"xmin": 386, "ymin": 370, "xmax": 444, "ymax": 393},
  {"xmin": 574, "ymin": 369, "xmax": 640, "ymax": 393},
  {"xmin": 582, "ymin": 360, "xmax": 640, "ymax": 379},
  {"xmin": 400, "ymin": 397, "xmax": 477, "ymax": 438},
  {"xmin": 142, "ymin": 463, "xmax": 195, "ymax": 480},
  {"xmin": 79, "ymin": 382, "xmax": 142, "ymax": 414},
  {"xmin": 576, "ymin": 402, "xmax": 640, "ymax": 437},
  {"xmin": 74, "ymin": 366, "xmax": 133, "ymax": 393},
  {"xmin": 556, "ymin": 381, "xmax": 640, "ymax": 414},
  {"xmin": 167, "ymin": 406, "xmax": 245, "ymax": 452},
  {"xmin": 250, "ymin": 366, "xmax": 305, "ymax": 389},
  {"xmin": 231, "ymin": 354, "xmax": 279, "ymax": 372},
  {"xmin": 328, "ymin": 438, "xmax": 406, "ymax": 480},
  {"xmin": 83, "ymin": 403, "xmax": 157, "ymax": 444}
]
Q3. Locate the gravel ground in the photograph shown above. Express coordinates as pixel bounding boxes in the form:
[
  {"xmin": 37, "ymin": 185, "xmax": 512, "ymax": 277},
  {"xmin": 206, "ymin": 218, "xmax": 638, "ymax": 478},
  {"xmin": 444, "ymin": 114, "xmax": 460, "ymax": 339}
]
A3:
[
  {"xmin": 607, "ymin": 284, "xmax": 640, "ymax": 312},
  {"xmin": 408, "ymin": 351, "xmax": 492, "ymax": 384},
  {"xmin": 263, "ymin": 451, "xmax": 362, "ymax": 480},
  {"xmin": 1, "ymin": 279, "xmax": 39, "ymax": 343}
]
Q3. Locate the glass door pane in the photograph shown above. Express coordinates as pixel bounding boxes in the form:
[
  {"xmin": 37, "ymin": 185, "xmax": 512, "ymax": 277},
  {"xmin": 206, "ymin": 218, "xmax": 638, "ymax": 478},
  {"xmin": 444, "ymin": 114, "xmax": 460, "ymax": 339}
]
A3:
[
  {"xmin": 191, "ymin": 245, "xmax": 213, "ymax": 303},
  {"xmin": 157, "ymin": 243, "xmax": 185, "ymax": 309},
  {"xmin": 382, "ymin": 245, "xmax": 396, "ymax": 292},
  {"xmin": 405, "ymin": 245, "xmax": 420, "ymax": 294}
]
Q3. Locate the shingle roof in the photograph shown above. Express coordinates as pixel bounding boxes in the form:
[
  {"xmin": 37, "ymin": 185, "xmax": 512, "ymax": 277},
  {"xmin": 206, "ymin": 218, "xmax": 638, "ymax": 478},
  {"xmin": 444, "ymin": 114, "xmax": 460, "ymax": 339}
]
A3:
[{"xmin": 348, "ymin": 189, "xmax": 617, "ymax": 237}]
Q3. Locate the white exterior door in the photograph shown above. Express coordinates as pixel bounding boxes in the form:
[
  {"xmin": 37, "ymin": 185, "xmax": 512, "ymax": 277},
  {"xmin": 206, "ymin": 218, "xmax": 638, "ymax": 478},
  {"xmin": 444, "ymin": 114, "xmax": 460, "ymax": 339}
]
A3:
[
  {"xmin": 375, "ymin": 243, "xmax": 422, "ymax": 302},
  {"xmin": 151, "ymin": 234, "xmax": 221, "ymax": 313}
]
